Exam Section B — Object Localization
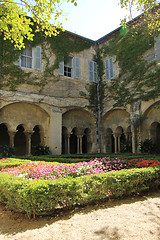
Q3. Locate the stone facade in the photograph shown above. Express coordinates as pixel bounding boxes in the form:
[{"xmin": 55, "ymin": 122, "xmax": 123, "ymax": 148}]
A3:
[{"xmin": 0, "ymin": 29, "xmax": 160, "ymax": 156}]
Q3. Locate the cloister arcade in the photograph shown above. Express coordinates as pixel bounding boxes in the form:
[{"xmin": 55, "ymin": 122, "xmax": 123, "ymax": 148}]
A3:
[
  {"xmin": 62, "ymin": 126, "xmax": 92, "ymax": 154},
  {"xmin": 0, "ymin": 102, "xmax": 50, "ymax": 155},
  {"xmin": 0, "ymin": 100, "xmax": 159, "ymax": 155},
  {"xmin": 62, "ymin": 109, "xmax": 96, "ymax": 154},
  {"xmin": 0, "ymin": 123, "xmax": 42, "ymax": 155}
]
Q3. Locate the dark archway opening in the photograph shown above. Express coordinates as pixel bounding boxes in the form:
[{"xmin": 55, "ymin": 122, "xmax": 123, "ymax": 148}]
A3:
[
  {"xmin": 31, "ymin": 126, "xmax": 41, "ymax": 154},
  {"xmin": 0, "ymin": 123, "xmax": 9, "ymax": 146},
  {"xmin": 14, "ymin": 125, "xmax": 26, "ymax": 156},
  {"xmin": 62, "ymin": 127, "xmax": 67, "ymax": 154},
  {"xmin": 70, "ymin": 128, "xmax": 77, "ymax": 154},
  {"xmin": 82, "ymin": 135, "xmax": 87, "ymax": 153}
]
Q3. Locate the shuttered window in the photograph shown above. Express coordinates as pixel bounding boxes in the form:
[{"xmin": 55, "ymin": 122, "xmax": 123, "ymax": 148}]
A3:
[
  {"xmin": 18, "ymin": 45, "xmax": 41, "ymax": 70},
  {"xmin": 105, "ymin": 57, "xmax": 114, "ymax": 80},
  {"xmin": 59, "ymin": 56, "xmax": 80, "ymax": 79},
  {"xmin": 35, "ymin": 46, "xmax": 41, "ymax": 70},
  {"xmin": 21, "ymin": 46, "xmax": 32, "ymax": 69},
  {"xmin": 74, "ymin": 56, "xmax": 80, "ymax": 79},
  {"xmin": 89, "ymin": 60, "xmax": 97, "ymax": 82}
]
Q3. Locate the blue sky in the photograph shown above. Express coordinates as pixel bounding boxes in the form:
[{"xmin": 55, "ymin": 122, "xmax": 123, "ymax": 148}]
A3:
[{"xmin": 60, "ymin": 0, "xmax": 131, "ymax": 40}]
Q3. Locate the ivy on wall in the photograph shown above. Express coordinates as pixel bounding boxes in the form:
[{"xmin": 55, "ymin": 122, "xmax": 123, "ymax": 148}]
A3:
[
  {"xmin": 80, "ymin": 48, "xmax": 105, "ymax": 116},
  {"xmin": 102, "ymin": 26, "xmax": 160, "ymax": 107},
  {"xmin": 0, "ymin": 31, "xmax": 91, "ymax": 91}
]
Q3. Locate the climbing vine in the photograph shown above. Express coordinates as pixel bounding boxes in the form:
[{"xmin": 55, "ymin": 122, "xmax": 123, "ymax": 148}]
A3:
[
  {"xmin": 0, "ymin": 30, "xmax": 91, "ymax": 91},
  {"xmin": 102, "ymin": 26, "xmax": 160, "ymax": 107},
  {"xmin": 80, "ymin": 48, "xmax": 105, "ymax": 117}
]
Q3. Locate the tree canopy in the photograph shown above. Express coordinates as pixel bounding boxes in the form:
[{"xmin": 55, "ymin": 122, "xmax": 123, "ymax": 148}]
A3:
[
  {"xmin": 0, "ymin": 0, "xmax": 77, "ymax": 49},
  {"xmin": 120, "ymin": 0, "xmax": 160, "ymax": 35}
]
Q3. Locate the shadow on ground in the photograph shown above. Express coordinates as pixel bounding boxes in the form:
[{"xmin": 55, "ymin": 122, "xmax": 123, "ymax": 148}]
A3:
[{"xmin": 0, "ymin": 190, "xmax": 160, "ymax": 238}]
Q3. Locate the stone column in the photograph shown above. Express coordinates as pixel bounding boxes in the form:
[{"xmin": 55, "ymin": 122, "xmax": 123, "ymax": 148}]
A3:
[
  {"xmin": 113, "ymin": 134, "xmax": 118, "ymax": 153},
  {"xmin": 48, "ymin": 109, "xmax": 62, "ymax": 155},
  {"xmin": 66, "ymin": 134, "xmax": 70, "ymax": 154},
  {"xmin": 117, "ymin": 134, "xmax": 121, "ymax": 153},
  {"xmin": 79, "ymin": 135, "xmax": 83, "ymax": 154},
  {"xmin": 8, "ymin": 131, "xmax": 16, "ymax": 148},
  {"xmin": 131, "ymin": 126, "xmax": 136, "ymax": 154},
  {"xmin": 76, "ymin": 135, "xmax": 83, "ymax": 154},
  {"xmin": 25, "ymin": 132, "xmax": 33, "ymax": 156}
]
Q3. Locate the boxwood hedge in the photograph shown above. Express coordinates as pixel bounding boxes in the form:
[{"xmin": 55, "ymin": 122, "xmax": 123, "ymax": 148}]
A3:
[{"xmin": 0, "ymin": 166, "xmax": 159, "ymax": 218}]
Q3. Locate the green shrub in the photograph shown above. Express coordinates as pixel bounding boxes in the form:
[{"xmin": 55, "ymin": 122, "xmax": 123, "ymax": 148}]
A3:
[
  {"xmin": 140, "ymin": 139, "xmax": 158, "ymax": 154},
  {"xmin": 0, "ymin": 145, "xmax": 15, "ymax": 157},
  {"xmin": 120, "ymin": 141, "xmax": 132, "ymax": 153},
  {"xmin": 32, "ymin": 144, "xmax": 51, "ymax": 156},
  {"xmin": 0, "ymin": 166, "xmax": 159, "ymax": 218}
]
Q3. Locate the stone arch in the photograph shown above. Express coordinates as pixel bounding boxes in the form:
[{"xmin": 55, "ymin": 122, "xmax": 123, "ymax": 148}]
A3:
[
  {"xmin": 141, "ymin": 101, "xmax": 160, "ymax": 140},
  {"xmin": 62, "ymin": 108, "xmax": 96, "ymax": 154},
  {"xmin": 0, "ymin": 102, "xmax": 50, "ymax": 132},
  {"xmin": 101, "ymin": 109, "xmax": 130, "ymax": 153},
  {"xmin": 0, "ymin": 102, "xmax": 50, "ymax": 156}
]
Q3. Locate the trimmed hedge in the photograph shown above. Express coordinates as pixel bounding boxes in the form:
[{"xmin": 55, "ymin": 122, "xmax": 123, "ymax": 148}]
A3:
[
  {"xmin": 0, "ymin": 158, "xmax": 30, "ymax": 170},
  {"xmin": 19, "ymin": 156, "xmax": 91, "ymax": 163},
  {"xmin": 0, "ymin": 166, "xmax": 159, "ymax": 218},
  {"xmin": 18, "ymin": 154, "xmax": 160, "ymax": 163}
]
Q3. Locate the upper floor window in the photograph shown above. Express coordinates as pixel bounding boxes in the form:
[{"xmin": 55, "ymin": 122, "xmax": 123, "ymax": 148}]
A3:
[
  {"xmin": 16, "ymin": 45, "xmax": 41, "ymax": 70},
  {"xmin": 59, "ymin": 56, "xmax": 80, "ymax": 79},
  {"xmin": 21, "ymin": 46, "xmax": 32, "ymax": 69},
  {"xmin": 105, "ymin": 57, "xmax": 114, "ymax": 80},
  {"xmin": 89, "ymin": 60, "xmax": 97, "ymax": 82}
]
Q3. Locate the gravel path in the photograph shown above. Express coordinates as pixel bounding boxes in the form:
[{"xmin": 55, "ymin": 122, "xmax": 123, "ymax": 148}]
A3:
[{"xmin": 0, "ymin": 190, "xmax": 160, "ymax": 240}]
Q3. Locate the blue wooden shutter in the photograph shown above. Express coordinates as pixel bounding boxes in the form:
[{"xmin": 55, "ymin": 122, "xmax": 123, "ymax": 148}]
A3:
[
  {"xmin": 89, "ymin": 60, "xmax": 94, "ymax": 82},
  {"xmin": 155, "ymin": 35, "xmax": 160, "ymax": 63},
  {"xmin": 74, "ymin": 56, "xmax": 80, "ymax": 79},
  {"xmin": 35, "ymin": 46, "xmax": 41, "ymax": 70},
  {"xmin": 105, "ymin": 58, "xmax": 114, "ymax": 80},
  {"xmin": 89, "ymin": 60, "xmax": 97, "ymax": 82},
  {"xmin": 59, "ymin": 61, "xmax": 64, "ymax": 75},
  {"xmin": 110, "ymin": 57, "xmax": 114, "ymax": 79},
  {"xmin": 94, "ymin": 61, "xmax": 97, "ymax": 82},
  {"xmin": 105, "ymin": 59, "xmax": 110, "ymax": 80}
]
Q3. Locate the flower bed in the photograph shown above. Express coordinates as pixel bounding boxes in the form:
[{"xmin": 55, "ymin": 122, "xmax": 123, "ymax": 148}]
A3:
[
  {"xmin": 0, "ymin": 157, "xmax": 160, "ymax": 218},
  {"xmin": 1, "ymin": 157, "xmax": 160, "ymax": 180}
]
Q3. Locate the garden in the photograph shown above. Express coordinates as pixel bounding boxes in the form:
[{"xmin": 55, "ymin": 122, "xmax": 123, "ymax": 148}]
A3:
[{"xmin": 0, "ymin": 154, "xmax": 160, "ymax": 219}]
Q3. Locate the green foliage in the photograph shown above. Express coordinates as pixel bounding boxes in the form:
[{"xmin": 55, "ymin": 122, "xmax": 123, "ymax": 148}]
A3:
[
  {"xmin": 0, "ymin": 145, "xmax": 15, "ymax": 157},
  {"xmin": 32, "ymin": 144, "xmax": 51, "ymax": 156},
  {"xmin": 104, "ymin": 27, "xmax": 160, "ymax": 107},
  {"xmin": 120, "ymin": 0, "xmax": 160, "ymax": 35},
  {"xmin": 0, "ymin": 0, "xmax": 77, "ymax": 49},
  {"xmin": 120, "ymin": 141, "xmax": 132, "ymax": 153},
  {"xmin": 140, "ymin": 139, "xmax": 159, "ymax": 154},
  {"xmin": 0, "ymin": 166, "xmax": 159, "ymax": 217}
]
